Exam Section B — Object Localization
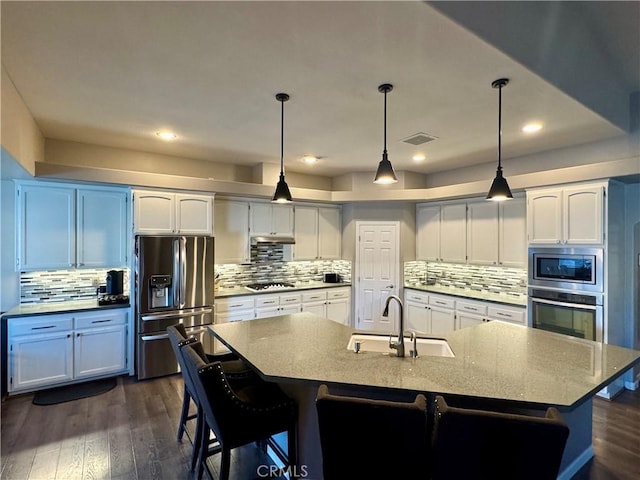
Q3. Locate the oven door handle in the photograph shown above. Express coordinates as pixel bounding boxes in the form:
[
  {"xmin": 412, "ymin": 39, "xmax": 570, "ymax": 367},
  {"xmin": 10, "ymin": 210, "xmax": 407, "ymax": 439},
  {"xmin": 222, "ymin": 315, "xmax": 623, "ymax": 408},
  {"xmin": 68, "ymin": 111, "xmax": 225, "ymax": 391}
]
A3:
[{"xmin": 530, "ymin": 298, "xmax": 597, "ymax": 310}]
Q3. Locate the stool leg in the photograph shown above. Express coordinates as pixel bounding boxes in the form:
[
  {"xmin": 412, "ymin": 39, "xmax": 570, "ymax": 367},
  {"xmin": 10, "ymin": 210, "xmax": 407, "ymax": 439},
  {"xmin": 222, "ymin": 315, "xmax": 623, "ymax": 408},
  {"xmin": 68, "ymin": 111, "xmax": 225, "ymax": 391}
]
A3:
[
  {"xmin": 287, "ymin": 425, "xmax": 298, "ymax": 476},
  {"xmin": 196, "ymin": 420, "xmax": 209, "ymax": 480},
  {"xmin": 191, "ymin": 404, "xmax": 203, "ymax": 471},
  {"xmin": 177, "ymin": 383, "xmax": 191, "ymax": 442},
  {"xmin": 219, "ymin": 446, "xmax": 231, "ymax": 480}
]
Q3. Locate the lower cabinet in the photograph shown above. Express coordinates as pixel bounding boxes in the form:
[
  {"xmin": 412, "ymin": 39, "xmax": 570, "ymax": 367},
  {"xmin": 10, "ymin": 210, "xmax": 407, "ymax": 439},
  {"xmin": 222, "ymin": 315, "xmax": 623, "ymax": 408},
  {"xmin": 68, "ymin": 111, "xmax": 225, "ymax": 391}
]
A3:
[
  {"xmin": 7, "ymin": 309, "xmax": 128, "ymax": 394},
  {"xmin": 301, "ymin": 287, "xmax": 351, "ymax": 326}
]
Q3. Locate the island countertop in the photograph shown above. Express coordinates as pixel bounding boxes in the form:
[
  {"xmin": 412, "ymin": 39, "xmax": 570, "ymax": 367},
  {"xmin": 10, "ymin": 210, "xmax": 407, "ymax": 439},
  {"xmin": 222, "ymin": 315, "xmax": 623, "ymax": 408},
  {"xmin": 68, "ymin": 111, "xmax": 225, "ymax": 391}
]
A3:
[{"xmin": 210, "ymin": 313, "xmax": 640, "ymax": 410}]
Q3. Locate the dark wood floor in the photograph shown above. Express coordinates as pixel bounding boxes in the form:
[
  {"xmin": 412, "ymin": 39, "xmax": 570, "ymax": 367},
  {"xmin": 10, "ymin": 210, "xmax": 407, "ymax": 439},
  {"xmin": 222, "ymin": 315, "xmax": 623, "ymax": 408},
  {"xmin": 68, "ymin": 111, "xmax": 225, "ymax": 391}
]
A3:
[{"xmin": 1, "ymin": 374, "xmax": 639, "ymax": 479}]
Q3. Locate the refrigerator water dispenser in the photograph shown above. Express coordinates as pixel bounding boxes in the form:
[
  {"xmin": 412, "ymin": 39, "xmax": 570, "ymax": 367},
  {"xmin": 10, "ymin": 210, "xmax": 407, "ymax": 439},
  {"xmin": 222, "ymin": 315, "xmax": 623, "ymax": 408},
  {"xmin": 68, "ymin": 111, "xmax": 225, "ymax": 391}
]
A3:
[{"xmin": 149, "ymin": 274, "xmax": 172, "ymax": 309}]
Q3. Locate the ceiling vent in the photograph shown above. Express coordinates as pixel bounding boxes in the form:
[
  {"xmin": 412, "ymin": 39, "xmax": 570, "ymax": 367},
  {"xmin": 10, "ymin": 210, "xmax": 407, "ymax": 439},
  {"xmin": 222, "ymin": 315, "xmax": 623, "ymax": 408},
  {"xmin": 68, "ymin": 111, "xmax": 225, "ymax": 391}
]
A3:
[{"xmin": 401, "ymin": 132, "xmax": 438, "ymax": 145}]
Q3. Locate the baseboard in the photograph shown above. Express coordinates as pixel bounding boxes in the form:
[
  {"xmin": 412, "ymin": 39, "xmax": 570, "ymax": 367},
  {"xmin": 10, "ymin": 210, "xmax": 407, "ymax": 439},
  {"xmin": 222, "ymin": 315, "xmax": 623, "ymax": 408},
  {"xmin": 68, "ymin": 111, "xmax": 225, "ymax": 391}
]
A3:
[
  {"xmin": 597, "ymin": 379, "xmax": 625, "ymax": 400},
  {"xmin": 624, "ymin": 378, "xmax": 639, "ymax": 391},
  {"xmin": 557, "ymin": 446, "xmax": 594, "ymax": 480}
]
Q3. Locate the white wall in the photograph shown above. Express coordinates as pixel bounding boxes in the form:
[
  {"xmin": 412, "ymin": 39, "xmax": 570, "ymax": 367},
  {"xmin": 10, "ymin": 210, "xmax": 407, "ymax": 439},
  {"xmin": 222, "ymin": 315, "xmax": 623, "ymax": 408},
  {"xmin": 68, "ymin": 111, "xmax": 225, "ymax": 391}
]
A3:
[{"xmin": 624, "ymin": 183, "xmax": 640, "ymax": 386}]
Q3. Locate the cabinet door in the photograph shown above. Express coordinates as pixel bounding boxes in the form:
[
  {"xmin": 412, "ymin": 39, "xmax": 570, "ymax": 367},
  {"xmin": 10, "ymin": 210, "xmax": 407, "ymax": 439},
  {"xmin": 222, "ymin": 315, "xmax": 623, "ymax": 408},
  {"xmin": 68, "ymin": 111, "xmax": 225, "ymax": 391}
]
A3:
[
  {"xmin": 250, "ymin": 203, "xmax": 274, "ymax": 235},
  {"xmin": 18, "ymin": 185, "xmax": 75, "ymax": 270},
  {"xmin": 467, "ymin": 201, "xmax": 499, "ymax": 265},
  {"xmin": 527, "ymin": 189, "xmax": 562, "ymax": 245},
  {"xmin": 302, "ymin": 301, "xmax": 326, "ymax": 317},
  {"xmin": 499, "ymin": 197, "xmax": 527, "ymax": 267},
  {"xmin": 74, "ymin": 324, "xmax": 127, "ymax": 379},
  {"xmin": 77, "ymin": 189, "xmax": 128, "ymax": 268},
  {"xmin": 457, "ymin": 312, "xmax": 485, "ymax": 330},
  {"xmin": 406, "ymin": 302, "xmax": 430, "ymax": 333},
  {"xmin": 440, "ymin": 204, "xmax": 467, "ymax": 263},
  {"xmin": 272, "ymin": 204, "xmax": 294, "ymax": 236},
  {"xmin": 326, "ymin": 298, "xmax": 350, "ymax": 325},
  {"xmin": 416, "ymin": 204, "xmax": 441, "ymax": 261},
  {"xmin": 318, "ymin": 207, "xmax": 341, "ymax": 259},
  {"xmin": 294, "ymin": 206, "xmax": 319, "ymax": 260},
  {"xmin": 214, "ymin": 200, "xmax": 250, "ymax": 264},
  {"xmin": 176, "ymin": 194, "xmax": 213, "ymax": 235},
  {"xmin": 9, "ymin": 331, "xmax": 73, "ymax": 392},
  {"xmin": 563, "ymin": 186, "xmax": 603, "ymax": 245},
  {"xmin": 255, "ymin": 306, "xmax": 281, "ymax": 319},
  {"xmin": 134, "ymin": 191, "xmax": 175, "ymax": 234},
  {"xmin": 429, "ymin": 307, "xmax": 456, "ymax": 335}
]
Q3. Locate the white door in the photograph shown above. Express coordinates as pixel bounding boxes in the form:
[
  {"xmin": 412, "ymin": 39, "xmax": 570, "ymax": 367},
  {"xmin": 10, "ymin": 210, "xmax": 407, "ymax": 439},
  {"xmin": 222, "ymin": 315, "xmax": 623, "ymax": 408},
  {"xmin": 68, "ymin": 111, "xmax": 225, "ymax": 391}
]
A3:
[{"xmin": 355, "ymin": 221, "xmax": 400, "ymax": 332}]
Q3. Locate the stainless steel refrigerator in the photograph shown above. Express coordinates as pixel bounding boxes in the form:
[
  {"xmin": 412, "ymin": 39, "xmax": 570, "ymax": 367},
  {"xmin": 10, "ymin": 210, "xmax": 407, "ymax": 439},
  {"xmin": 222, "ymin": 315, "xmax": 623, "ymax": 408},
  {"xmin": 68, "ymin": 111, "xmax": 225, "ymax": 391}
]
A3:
[{"xmin": 135, "ymin": 235, "xmax": 214, "ymax": 380}]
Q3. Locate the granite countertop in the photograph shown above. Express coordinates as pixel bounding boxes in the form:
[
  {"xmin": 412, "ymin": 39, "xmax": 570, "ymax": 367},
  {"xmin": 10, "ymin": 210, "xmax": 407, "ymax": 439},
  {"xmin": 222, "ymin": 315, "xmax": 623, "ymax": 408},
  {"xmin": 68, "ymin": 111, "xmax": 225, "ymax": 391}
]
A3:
[
  {"xmin": 210, "ymin": 313, "xmax": 640, "ymax": 410},
  {"xmin": 405, "ymin": 283, "xmax": 527, "ymax": 307},
  {"xmin": 1, "ymin": 299, "xmax": 130, "ymax": 318},
  {"xmin": 216, "ymin": 281, "xmax": 351, "ymax": 299}
]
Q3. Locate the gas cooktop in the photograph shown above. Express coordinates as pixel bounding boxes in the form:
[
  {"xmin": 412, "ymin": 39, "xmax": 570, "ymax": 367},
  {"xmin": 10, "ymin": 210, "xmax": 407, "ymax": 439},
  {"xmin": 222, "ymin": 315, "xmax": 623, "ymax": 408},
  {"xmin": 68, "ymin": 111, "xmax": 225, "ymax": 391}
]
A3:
[{"xmin": 245, "ymin": 282, "xmax": 296, "ymax": 292}]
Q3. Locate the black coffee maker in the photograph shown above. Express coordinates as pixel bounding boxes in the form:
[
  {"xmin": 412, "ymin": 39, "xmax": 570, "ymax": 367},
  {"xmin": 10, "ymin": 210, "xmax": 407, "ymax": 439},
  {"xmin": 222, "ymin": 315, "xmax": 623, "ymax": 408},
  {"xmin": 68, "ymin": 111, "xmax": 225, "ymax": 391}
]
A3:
[{"xmin": 106, "ymin": 270, "xmax": 124, "ymax": 295}]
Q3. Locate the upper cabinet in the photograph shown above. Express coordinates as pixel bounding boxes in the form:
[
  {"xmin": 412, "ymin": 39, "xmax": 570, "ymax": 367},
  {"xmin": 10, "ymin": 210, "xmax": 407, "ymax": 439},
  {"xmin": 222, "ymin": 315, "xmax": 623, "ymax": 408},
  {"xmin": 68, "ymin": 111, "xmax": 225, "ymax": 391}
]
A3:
[
  {"xmin": 417, "ymin": 196, "xmax": 526, "ymax": 268},
  {"xmin": 17, "ymin": 183, "xmax": 129, "ymax": 271},
  {"xmin": 133, "ymin": 190, "xmax": 213, "ymax": 235},
  {"xmin": 294, "ymin": 205, "xmax": 341, "ymax": 260},
  {"xmin": 249, "ymin": 202, "xmax": 293, "ymax": 236},
  {"xmin": 214, "ymin": 200, "xmax": 250, "ymax": 264},
  {"xmin": 416, "ymin": 203, "xmax": 466, "ymax": 263},
  {"xmin": 527, "ymin": 183, "xmax": 604, "ymax": 245}
]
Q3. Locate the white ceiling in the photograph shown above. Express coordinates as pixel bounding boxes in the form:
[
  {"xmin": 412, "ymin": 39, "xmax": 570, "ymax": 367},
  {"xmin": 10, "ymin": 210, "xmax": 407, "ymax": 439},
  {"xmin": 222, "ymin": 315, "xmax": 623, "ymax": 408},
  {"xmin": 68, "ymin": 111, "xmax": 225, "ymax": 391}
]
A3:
[{"xmin": 1, "ymin": 1, "xmax": 636, "ymax": 179}]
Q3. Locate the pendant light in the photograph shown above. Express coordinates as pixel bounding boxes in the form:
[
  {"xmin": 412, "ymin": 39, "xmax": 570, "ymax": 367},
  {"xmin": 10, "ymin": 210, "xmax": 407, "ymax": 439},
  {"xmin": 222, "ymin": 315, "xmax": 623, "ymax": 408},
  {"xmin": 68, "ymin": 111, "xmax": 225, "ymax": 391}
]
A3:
[
  {"xmin": 272, "ymin": 93, "xmax": 293, "ymax": 203},
  {"xmin": 486, "ymin": 78, "xmax": 513, "ymax": 201},
  {"xmin": 373, "ymin": 83, "xmax": 398, "ymax": 184}
]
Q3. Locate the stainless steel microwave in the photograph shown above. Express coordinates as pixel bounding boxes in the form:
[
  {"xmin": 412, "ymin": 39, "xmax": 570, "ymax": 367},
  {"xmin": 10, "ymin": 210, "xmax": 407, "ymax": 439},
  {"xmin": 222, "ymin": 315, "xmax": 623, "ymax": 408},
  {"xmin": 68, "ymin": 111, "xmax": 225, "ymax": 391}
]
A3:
[{"xmin": 528, "ymin": 247, "xmax": 603, "ymax": 292}]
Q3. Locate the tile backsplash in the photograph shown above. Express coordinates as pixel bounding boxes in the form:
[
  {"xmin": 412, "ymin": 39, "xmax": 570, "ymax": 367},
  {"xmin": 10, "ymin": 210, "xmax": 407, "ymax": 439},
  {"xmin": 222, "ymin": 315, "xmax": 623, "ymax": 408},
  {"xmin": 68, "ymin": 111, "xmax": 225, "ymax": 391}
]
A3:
[
  {"xmin": 20, "ymin": 268, "xmax": 130, "ymax": 304},
  {"xmin": 215, "ymin": 244, "xmax": 351, "ymax": 288},
  {"xmin": 404, "ymin": 261, "xmax": 527, "ymax": 296}
]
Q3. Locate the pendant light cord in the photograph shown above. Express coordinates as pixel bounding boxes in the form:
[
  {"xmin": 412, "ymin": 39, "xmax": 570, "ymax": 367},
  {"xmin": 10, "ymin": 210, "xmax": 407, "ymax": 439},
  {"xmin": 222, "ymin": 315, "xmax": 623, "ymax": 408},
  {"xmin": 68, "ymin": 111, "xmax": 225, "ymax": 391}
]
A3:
[
  {"xmin": 280, "ymin": 97, "xmax": 285, "ymax": 175},
  {"xmin": 383, "ymin": 88, "xmax": 388, "ymax": 153},
  {"xmin": 497, "ymin": 83, "xmax": 502, "ymax": 171}
]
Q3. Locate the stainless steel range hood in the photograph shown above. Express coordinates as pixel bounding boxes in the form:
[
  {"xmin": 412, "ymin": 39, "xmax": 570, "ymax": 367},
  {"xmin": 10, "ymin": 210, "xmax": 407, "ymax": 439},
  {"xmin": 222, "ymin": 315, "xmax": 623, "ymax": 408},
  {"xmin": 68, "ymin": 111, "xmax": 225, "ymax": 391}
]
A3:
[{"xmin": 251, "ymin": 235, "xmax": 296, "ymax": 245}]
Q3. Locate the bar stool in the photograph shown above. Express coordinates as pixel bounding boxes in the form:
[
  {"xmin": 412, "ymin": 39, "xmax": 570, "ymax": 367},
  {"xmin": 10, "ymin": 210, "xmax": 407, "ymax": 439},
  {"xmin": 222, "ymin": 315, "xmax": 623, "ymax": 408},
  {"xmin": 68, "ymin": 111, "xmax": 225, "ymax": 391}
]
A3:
[
  {"xmin": 182, "ymin": 341, "xmax": 298, "ymax": 480},
  {"xmin": 431, "ymin": 395, "xmax": 570, "ymax": 480},
  {"xmin": 315, "ymin": 384, "xmax": 431, "ymax": 479}
]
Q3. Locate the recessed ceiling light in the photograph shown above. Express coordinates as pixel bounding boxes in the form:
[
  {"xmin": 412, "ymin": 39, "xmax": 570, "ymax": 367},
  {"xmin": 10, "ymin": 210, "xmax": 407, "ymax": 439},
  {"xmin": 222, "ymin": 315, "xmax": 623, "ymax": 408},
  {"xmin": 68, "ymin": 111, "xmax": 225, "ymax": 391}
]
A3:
[
  {"xmin": 522, "ymin": 123, "xmax": 542, "ymax": 134},
  {"xmin": 302, "ymin": 155, "xmax": 319, "ymax": 164},
  {"xmin": 156, "ymin": 131, "xmax": 177, "ymax": 140},
  {"xmin": 412, "ymin": 154, "xmax": 426, "ymax": 162}
]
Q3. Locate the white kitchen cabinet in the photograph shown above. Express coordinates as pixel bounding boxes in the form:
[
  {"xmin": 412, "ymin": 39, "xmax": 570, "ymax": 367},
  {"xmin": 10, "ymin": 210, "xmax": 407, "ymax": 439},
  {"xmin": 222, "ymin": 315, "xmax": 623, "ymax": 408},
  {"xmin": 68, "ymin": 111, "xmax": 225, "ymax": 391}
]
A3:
[
  {"xmin": 527, "ymin": 183, "xmax": 604, "ymax": 245},
  {"xmin": 73, "ymin": 310, "xmax": 127, "ymax": 379},
  {"xmin": 440, "ymin": 204, "xmax": 467, "ymax": 263},
  {"xmin": 498, "ymin": 197, "xmax": 527, "ymax": 267},
  {"xmin": 214, "ymin": 200, "xmax": 251, "ymax": 264},
  {"xmin": 416, "ymin": 204, "xmax": 441, "ymax": 261},
  {"xmin": 8, "ymin": 314, "xmax": 74, "ymax": 392},
  {"xmin": 403, "ymin": 291, "xmax": 456, "ymax": 335},
  {"xmin": 17, "ymin": 183, "xmax": 129, "ymax": 271},
  {"xmin": 7, "ymin": 308, "xmax": 128, "ymax": 394},
  {"xmin": 255, "ymin": 292, "xmax": 301, "ymax": 319},
  {"xmin": 133, "ymin": 189, "xmax": 213, "ymax": 235},
  {"xmin": 17, "ymin": 185, "xmax": 75, "ymax": 271},
  {"xmin": 250, "ymin": 202, "xmax": 294, "ymax": 236},
  {"xmin": 457, "ymin": 312, "xmax": 485, "ymax": 329},
  {"xmin": 486, "ymin": 305, "xmax": 526, "ymax": 325},
  {"xmin": 294, "ymin": 205, "xmax": 341, "ymax": 260},
  {"xmin": 214, "ymin": 296, "xmax": 255, "ymax": 353},
  {"xmin": 326, "ymin": 288, "xmax": 351, "ymax": 325},
  {"xmin": 77, "ymin": 189, "xmax": 128, "ymax": 268},
  {"xmin": 466, "ymin": 201, "xmax": 499, "ymax": 265}
]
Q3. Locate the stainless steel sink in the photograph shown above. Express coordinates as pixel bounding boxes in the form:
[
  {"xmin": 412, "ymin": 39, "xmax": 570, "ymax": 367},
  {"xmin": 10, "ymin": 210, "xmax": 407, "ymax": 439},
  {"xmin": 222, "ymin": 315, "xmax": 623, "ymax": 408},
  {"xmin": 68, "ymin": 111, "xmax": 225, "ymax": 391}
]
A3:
[{"xmin": 347, "ymin": 333, "xmax": 455, "ymax": 357}]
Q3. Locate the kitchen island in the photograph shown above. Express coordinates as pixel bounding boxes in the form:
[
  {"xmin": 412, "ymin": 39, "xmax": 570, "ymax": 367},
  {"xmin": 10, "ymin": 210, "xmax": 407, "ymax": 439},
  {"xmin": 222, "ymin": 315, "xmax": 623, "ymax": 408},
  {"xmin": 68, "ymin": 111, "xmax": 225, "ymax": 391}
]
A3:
[{"xmin": 210, "ymin": 313, "xmax": 640, "ymax": 480}]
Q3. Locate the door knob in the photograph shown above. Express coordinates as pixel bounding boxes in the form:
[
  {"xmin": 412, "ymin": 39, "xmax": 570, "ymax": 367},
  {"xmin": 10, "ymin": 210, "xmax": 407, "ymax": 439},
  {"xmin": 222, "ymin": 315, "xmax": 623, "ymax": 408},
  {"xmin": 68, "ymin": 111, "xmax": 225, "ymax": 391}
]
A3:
[{"xmin": 386, "ymin": 285, "xmax": 394, "ymax": 289}]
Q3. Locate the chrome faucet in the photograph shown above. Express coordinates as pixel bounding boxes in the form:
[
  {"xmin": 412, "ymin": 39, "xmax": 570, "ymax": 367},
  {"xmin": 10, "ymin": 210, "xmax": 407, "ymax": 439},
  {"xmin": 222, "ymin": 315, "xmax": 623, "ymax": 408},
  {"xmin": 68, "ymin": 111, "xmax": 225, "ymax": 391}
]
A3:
[
  {"xmin": 382, "ymin": 295, "xmax": 405, "ymax": 357},
  {"xmin": 409, "ymin": 331, "xmax": 418, "ymax": 358}
]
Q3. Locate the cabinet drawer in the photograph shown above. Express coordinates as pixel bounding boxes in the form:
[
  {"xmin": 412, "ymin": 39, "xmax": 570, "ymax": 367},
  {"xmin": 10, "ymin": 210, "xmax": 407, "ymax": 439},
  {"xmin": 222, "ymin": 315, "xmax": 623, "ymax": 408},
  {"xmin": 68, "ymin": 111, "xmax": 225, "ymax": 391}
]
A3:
[
  {"xmin": 74, "ymin": 310, "xmax": 127, "ymax": 329},
  {"xmin": 327, "ymin": 288, "xmax": 350, "ymax": 300},
  {"xmin": 255, "ymin": 295, "xmax": 280, "ymax": 308},
  {"xmin": 488, "ymin": 306, "xmax": 525, "ymax": 324},
  {"xmin": 456, "ymin": 301, "xmax": 487, "ymax": 315},
  {"xmin": 279, "ymin": 293, "xmax": 302, "ymax": 305},
  {"xmin": 302, "ymin": 291, "xmax": 327, "ymax": 303},
  {"xmin": 216, "ymin": 297, "xmax": 255, "ymax": 313},
  {"xmin": 9, "ymin": 315, "xmax": 73, "ymax": 336},
  {"xmin": 429, "ymin": 295, "xmax": 455, "ymax": 309},
  {"xmin": 405, "ymin": 291, "xmax": 429, "ymax": 304}
]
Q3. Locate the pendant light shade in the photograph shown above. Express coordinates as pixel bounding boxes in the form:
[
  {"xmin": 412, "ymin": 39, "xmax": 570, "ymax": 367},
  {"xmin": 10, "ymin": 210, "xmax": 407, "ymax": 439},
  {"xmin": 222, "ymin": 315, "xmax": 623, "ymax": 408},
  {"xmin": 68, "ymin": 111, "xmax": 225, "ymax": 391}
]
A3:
[
  {"xmin": 272, "ymin": 93, "xmax": 292, "ymax": 203},
  {"xmin": 374, "ymin": 83, "xmax": 398, "ymax": 184},
  {"xmin": 486, "ymin": 78, "xmax": 513, "ymax": 201}
]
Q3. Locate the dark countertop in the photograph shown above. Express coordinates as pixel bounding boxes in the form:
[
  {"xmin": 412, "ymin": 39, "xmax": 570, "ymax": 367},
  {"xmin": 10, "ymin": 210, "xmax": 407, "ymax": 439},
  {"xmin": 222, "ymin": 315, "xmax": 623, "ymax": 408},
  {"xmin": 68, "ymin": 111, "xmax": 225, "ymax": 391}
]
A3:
[
  {"xmin": 216, "ymin": 281, "xmax": 351, "ymax": 299},
  {"xmin": 1, "ymin": 300, "xmax": 131, "ymax": 319},
  {"xmin": 210, "ymin": 313, "xmax": 640, "ymax": 410}
]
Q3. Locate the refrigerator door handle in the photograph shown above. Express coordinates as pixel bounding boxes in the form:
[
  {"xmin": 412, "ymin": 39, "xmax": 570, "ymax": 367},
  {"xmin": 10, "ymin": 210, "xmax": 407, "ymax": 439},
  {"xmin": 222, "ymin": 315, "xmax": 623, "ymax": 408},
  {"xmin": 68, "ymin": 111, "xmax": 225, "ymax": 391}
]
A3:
[
  {"xmin": 173, "ymin": 238, "xmax": 181, "ymax": 307},
  {"xmin": 140, "ymin": 307, "xmax": 213, "ymax": 321},
  {"xmin": 141, "ymin": 333, "xmax": 170, "ymax": 341},
  {"xmin": 180, "ymin": 236, "xmax": 187, "ymax": 309}
]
